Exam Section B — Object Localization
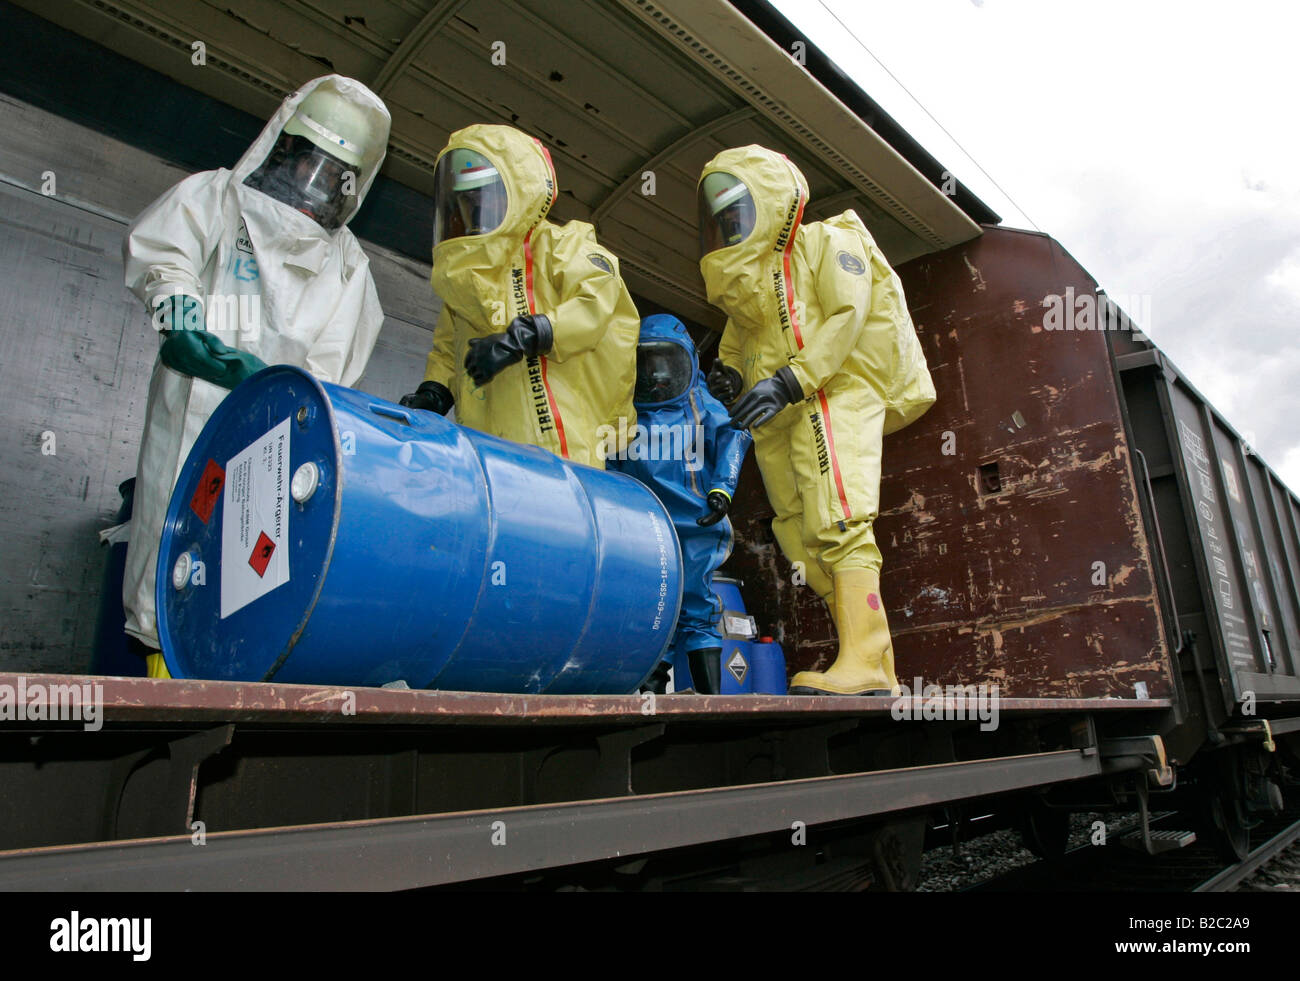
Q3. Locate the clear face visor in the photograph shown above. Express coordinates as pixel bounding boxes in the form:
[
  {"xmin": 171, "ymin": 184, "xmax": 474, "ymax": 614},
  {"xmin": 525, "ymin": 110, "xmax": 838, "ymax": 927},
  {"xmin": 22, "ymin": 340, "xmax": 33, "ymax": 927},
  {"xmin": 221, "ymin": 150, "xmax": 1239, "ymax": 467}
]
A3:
[
  {"xmin": 244, "ymin": 133, "xmax": 355, "ymax": 231},
  {"xmin": 635, "ymin": 342, "xmax": 695, "ymax": 404},
  {"xmin": 434, "ymin": 149, "xmax": 509, "ymax": 247},
  {"xmin": 698, "ymin": 172, "xmax": 757, "ymax": 256}
]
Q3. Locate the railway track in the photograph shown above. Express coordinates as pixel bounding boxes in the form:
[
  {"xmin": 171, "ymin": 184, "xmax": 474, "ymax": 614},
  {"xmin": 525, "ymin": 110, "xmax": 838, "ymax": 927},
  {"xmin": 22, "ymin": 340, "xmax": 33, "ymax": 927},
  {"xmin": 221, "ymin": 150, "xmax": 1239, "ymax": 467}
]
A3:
[
  {"xmin": 967, "ymin": 804, "xmax": 1300, "ymax": 892},
  {"xmin": 1199, "ymin": 819, "xmax": 1300, "ymax": 891}
]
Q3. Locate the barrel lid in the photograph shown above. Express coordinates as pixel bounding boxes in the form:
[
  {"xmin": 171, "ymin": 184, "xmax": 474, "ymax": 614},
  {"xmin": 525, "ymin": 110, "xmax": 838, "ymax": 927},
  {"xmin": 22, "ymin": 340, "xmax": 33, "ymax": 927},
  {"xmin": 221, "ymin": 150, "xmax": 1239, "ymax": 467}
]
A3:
[{"xmin": 156, "ymin": 366, "xmax": 341, "ymax": 681}]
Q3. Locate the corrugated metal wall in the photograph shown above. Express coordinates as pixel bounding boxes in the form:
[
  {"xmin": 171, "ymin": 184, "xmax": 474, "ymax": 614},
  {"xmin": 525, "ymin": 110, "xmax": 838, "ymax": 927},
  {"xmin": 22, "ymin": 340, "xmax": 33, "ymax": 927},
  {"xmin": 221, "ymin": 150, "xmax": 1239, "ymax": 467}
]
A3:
[{"xmin": 0, "ymin": 93, "xmax": 438, "ymax": 673}]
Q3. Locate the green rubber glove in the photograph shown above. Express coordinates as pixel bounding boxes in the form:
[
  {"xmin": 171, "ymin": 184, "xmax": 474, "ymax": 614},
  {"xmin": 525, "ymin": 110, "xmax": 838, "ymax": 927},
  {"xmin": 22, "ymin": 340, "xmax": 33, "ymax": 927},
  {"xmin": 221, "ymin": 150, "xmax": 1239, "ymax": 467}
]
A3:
[
  {"xmin": 206, "ymin": 335, "xmax": 268, "ymax": 390},
  {"xmin": 160, "ymin": 327, "xmax": 267, "ymax": 391}
]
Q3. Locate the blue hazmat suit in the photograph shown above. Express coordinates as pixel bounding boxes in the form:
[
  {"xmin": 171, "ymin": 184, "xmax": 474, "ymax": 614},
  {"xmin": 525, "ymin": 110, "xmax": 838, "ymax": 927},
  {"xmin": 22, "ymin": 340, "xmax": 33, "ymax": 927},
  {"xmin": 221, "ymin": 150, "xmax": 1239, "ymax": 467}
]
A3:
[{"xmin": 608, "ymin": 315, "xmax": 752, "ymax": 660}]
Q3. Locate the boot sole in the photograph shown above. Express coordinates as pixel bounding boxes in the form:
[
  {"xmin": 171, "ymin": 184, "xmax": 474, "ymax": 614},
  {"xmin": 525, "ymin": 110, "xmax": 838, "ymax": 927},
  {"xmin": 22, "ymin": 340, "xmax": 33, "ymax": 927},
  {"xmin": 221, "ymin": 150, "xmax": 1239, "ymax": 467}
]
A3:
[{"xmin": 788, "ymin": 686, "xmax": 895, "ymax": 697}]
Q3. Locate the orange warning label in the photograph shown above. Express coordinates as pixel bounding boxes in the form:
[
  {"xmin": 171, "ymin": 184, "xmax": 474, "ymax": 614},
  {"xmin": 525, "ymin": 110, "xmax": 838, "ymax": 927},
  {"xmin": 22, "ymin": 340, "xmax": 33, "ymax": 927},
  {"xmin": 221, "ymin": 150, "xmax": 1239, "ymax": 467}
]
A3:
[
  {"xmin": 190, "ymin": 459, "xmax": 225, "ymax": 524},
  {"xmin": 249, "ymin": 531, "xmax": 275, "ymax": 578}
]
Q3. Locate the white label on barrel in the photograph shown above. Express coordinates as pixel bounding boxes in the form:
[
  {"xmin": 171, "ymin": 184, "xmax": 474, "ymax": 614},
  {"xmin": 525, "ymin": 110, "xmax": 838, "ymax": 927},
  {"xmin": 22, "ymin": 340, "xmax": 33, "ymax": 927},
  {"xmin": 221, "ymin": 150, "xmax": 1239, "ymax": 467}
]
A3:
[
  {"xmin": 724, "ymin": 613, "xmax": 755, "ymax": 638},
  {"xmin": 220, "ymin": 417, "xmax": 291, "ymax": 618}
]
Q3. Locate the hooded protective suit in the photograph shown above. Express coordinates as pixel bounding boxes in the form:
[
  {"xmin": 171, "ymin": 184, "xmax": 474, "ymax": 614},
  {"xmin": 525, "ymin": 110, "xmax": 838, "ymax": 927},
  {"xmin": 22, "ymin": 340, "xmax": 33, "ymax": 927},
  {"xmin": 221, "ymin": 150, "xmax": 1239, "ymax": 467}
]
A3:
[
  {"xmin": 608, "ymin": 314, "xmax": 752, "ymax": 661},
  {"xmin": 416, "ymin": 125, "xmax": 637, "ymax": 469},
  {"xmin": 121, "ymin": 75, "xmax": 391, "ymax": 650},
  {"xmin": 700, "ymin": 145, "xmax": 934, "ymax": 591},
  {"xmin": 698, "ymin": 145, "xmax": 935, "ymax": 694}
]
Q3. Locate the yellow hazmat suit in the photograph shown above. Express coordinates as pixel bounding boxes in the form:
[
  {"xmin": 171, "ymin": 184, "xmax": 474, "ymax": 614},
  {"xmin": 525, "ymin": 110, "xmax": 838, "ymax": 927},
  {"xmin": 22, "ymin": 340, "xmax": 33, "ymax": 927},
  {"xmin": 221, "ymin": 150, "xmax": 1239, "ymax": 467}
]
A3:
[
  {"xmin": 698, "ymin": 145, "xmax": 935, "ymax": 694},
  {"xmin": 417, "ymin": 125, "xmax": 637, "ymax": 470}
]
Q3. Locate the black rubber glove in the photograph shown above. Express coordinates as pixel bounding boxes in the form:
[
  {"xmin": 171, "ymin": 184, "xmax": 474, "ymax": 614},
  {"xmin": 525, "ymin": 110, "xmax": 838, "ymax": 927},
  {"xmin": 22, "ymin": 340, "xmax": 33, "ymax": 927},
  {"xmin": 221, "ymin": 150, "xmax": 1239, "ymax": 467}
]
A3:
[
  {"xmin": 730, "ymin": 367, "xmax": 803, "ymax": 430},
  {"xmin": 706, "ymin": 358, "xmax": 744, "ymax": 405},
  {"xmin": 464, "ymin": 314, "xmax": 554, "ymax": 386},
  {"xmin": 696, "ymin": 490, "xmax": 731, "ymax": 527},
  {"xmin": 399, "ymin": 380, "xmax": 455, "ymax": 415}
]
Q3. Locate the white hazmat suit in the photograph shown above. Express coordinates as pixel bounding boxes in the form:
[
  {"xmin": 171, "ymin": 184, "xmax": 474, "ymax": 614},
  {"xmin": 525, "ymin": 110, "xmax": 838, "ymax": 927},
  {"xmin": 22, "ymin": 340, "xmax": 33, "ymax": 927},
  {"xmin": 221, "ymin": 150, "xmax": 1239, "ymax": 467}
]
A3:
[{"xmin": 121, "ymin": 75, "xmax": 391, "ymax": 654}]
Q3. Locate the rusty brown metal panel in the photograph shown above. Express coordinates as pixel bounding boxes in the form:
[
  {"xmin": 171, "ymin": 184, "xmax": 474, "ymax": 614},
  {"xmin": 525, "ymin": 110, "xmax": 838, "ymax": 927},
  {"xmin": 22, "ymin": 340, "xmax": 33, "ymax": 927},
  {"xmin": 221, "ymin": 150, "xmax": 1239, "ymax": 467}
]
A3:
[{"xmin": 728, "ymin": 226, "xmax": 1174, "ymax": 699}]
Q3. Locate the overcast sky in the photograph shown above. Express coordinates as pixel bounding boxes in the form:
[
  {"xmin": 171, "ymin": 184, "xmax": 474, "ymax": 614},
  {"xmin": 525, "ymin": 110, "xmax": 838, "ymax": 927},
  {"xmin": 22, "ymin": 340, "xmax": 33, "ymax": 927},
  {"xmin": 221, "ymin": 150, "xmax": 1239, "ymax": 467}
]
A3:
[{"xmin": 771, "ymin": 0, "xmax": 1300, "ymax": 489}]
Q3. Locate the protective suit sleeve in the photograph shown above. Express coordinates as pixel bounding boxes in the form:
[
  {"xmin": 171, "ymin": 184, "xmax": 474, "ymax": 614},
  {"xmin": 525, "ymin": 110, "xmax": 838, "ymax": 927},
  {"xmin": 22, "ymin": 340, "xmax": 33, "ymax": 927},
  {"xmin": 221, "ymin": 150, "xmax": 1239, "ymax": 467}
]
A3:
[
  {"xmin": 717, "ymin": 319, "xmax": 743, "ymax": 375},
  {"xmin": 422, "ymin": 305, "xmax": 459, "ymax": 390},
  {"xmin": 123, "ymin": 171, "xmax": 228, "ymax": 322},
  {"xmin": 539, "ymin": 227, "xmax": 622, "ymax": 363},
  {"xmin": 700, "ymin": 388, "xmax": 752, "ymax": 498},
  {"xmin": 785, "ymin": 229, "xmax": 872, "ymax": 397},
  {"xmin": 304, "ymin": 236, "xmax": 385, "ymax": 387}
]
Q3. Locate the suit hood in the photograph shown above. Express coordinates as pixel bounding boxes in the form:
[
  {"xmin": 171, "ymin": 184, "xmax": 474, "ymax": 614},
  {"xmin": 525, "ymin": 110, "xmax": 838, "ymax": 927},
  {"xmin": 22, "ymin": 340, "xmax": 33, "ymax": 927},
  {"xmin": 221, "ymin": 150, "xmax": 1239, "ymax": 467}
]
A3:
[
  {"xmin": 634, "ymin": 314, "xmax": 701, "ymax": 409},
  {"xmin": 697, "ymin": 145, "xmax": 809, "ymax": 324},
  {"xmin": 432, "ymin": 123, "xmax": 559, "ymax": 257},
  {"xmin": 236, "ymin": 74, "xmax": 391, "ymax": 229}
]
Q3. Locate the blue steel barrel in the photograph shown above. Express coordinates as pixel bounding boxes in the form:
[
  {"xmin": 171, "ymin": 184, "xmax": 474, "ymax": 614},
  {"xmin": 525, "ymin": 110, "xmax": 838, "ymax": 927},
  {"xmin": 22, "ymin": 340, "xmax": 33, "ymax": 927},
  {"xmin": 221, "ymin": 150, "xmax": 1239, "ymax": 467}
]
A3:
[{"xmin": 155, "ymin": 366, "xmax": 683, "ymax": 693}]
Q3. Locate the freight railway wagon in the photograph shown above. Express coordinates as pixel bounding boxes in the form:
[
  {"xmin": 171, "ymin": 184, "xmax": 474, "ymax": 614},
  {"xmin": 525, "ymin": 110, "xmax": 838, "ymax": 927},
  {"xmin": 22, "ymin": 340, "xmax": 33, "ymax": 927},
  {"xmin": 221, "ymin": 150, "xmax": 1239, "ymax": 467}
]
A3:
[
  {"xmin": 1, "ymin": 224, "xmax": 1296, "ymax": 891},
  {"xmin": 0, "ymin": 0, "xmax": 1298, "ymax": 890}
]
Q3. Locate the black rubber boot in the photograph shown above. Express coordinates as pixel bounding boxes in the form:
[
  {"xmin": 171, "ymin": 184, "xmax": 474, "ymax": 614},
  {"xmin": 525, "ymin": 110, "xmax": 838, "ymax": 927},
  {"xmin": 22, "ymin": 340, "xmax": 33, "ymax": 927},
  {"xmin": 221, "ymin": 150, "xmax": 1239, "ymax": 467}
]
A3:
[
  {"xmin": 639, "ymin": 661, "xmax": 671, "ymax": 695},
  {"xmin": 687, "ymin": 647, "xmax": 723, "ymax": 695}
]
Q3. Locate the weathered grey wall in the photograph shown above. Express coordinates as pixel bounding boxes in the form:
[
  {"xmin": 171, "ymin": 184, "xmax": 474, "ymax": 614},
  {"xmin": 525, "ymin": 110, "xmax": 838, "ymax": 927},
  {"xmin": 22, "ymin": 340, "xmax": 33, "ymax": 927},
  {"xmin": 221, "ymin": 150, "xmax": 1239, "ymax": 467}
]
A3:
[{"xmin": 0, "ymin": 94, "xmax": 437, "ymax": 673}]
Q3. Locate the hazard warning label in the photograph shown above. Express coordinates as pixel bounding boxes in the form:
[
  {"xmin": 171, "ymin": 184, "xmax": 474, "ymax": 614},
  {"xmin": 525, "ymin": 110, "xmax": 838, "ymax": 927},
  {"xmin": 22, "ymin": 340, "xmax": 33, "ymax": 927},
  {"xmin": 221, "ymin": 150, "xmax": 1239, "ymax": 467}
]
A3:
[
  {"xmin": 249, "ymin": 531, "xmax": 276, "ymax": 577},
  {"xmin": 726, "ymin": 648, "xmax": 749, "ymax": 684},
  {"xmin": 221, "ymin": 417, "xmax": 291, "ymax": 617},
  {"xmin": 189, "ymin": 458, "xmax": 225, "ymax": 524}
]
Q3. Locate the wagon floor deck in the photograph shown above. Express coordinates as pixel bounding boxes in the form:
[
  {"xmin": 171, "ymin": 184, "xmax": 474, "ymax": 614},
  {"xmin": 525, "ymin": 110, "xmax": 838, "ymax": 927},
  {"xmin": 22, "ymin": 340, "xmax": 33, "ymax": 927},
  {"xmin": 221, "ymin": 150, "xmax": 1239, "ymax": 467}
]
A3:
[{"xmin": 0, "ymin": 673, "xmax": 1172, "ymax": 727}]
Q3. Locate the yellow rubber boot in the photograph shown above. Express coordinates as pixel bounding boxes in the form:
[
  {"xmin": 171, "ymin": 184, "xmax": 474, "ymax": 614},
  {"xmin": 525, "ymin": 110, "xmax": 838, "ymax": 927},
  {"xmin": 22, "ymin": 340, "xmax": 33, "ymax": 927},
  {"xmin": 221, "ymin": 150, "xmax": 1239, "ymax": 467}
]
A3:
[
  {"xmin": 789, "ymin": 568, "xmax": 898, "ymax": 695},
  {"xmin": 145, "ymin": 653, "xmax": 171, "ymax": 679}
]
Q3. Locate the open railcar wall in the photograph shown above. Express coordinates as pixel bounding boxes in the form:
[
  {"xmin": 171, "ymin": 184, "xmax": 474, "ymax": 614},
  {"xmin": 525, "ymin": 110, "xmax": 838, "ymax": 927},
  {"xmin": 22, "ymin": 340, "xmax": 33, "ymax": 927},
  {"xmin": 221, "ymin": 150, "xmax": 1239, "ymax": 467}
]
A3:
[
  {"xmin": 726, "ymin": 226, "xmax": 1175, "ymax": 699},
  {"xmin": 1110, "ymin": 330, "xmax": 1300, "ymax": 711}
]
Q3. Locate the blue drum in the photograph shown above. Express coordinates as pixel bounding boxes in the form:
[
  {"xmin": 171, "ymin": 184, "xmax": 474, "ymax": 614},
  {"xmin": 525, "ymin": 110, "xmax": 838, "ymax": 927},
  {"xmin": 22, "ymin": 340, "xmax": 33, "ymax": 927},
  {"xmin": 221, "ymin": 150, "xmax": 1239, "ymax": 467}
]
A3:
[
  {"xmin": 156, "ymin": 366, "xmax": 683, "ymax": 693},
  {"xmin": 672, "ymin": 574, "xmax": 756, "ymax": 693}
]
